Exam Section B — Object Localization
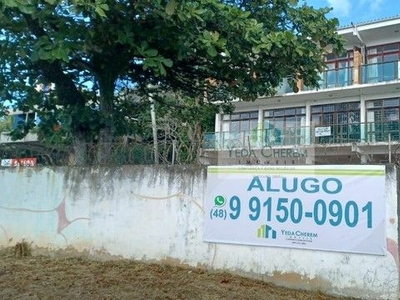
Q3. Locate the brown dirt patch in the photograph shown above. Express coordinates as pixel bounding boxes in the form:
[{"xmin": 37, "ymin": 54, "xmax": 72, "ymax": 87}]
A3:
[{"xmin": 0, "ymin": 247, "xmax": 357, "ymax": 300}]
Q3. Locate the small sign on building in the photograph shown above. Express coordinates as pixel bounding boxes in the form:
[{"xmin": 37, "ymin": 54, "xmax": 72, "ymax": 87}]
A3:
[
  {"xmin": 315, "ymin": 126, "xmax": 331, "ymax": 137},
  {"xmin": 1, "ymin": 157, "xmax": 37, "ymax": 167}
]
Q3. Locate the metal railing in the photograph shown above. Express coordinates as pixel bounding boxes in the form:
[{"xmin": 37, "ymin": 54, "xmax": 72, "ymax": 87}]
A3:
[
  {"xmin": 275, "ymin": 61, "xmax": 400, "ymax": 96},
  {"xmin": 203, "ymin": 121, "xmax": 400, "ymax": 150},
  {"xmin": 362, "ymin": 61, "xmax": 400, "ymax": 83}
]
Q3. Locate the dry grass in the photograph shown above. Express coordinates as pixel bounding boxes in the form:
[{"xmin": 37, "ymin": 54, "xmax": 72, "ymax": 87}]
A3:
[
  {"xmin": 0, "ymin": 248, "xmax": 358, "ymax": 300},
  {"xmin": 13, "ymin": 239, "xmax": 33, "ymax": 258}
]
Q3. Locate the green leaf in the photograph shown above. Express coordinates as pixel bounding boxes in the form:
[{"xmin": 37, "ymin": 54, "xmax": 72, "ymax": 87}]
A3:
[
  {"xmin": 252, "ymin": 46, "xmax": 261, "ymax": 54},
  {"xmin": 211, "ymin": 31, "xmax": 220, "ymax": 42},
  {"xmin": 157, "ymin": 62, "xmax": 166, "ymax": 76},
  {"xmin": 207, "ymin": 46, "xmax": 218, "ymax": 57},
  {"xmin": 44, "ymin": 0, "xmax": 59, "ymax": 4},
  {"xmin": 54, "ymin": 47, "xmax": 69, "ymax": 62},
  {"xmin": 18, "ymin": 5, "xmax": 35, "ymax": 14},
  {"xmin": 3, "ymin": 0, "xmax": 18, "ymax": 8},
  {"xmin": 296, "ymin": 48, "xmax": 303, "ymax": 56},
  {"xmin": 162, "ymin": 58, "xmax": 173, "ymax": 68},
  {"xmin": 95, "ymin": 7, "xmax": 107, "ymax": 18},
  {"xmin": 166, "ymin": 0, "xmax": 178, "ymax": 16},
  {"xmin": 145, "ymin": 49, "xmax": 158, "ymax": 57},
  {"xmin": 222, "ymin": 49, "xmax": 230, "ymax": 58},
  {"xmin": 99, "ymin": 4, "xmax": 109, "ymax": 11}
]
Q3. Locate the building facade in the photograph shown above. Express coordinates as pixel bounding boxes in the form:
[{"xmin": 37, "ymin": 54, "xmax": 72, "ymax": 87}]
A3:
[
  {"xmin": 203, "ymin": 16, "xmax": 400, "ymax": 165},
  {"xmin": 0, "ymin": 110, "xmax": 39, "ymax": 144}
]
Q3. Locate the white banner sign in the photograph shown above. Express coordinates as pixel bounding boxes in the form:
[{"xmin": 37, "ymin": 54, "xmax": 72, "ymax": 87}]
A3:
[{"xmin": 204, "ymin": 165, "xmax": 386, "ymax": 255}]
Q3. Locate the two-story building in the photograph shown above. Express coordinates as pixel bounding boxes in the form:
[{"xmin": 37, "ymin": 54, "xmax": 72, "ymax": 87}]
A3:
[
  {"xmin": 0, "ymin": 110, "xmax": 39, "ymax": 144},
  {"xmin": 202, "ymin": 16, "xmax": 400, "ymax": 165}
]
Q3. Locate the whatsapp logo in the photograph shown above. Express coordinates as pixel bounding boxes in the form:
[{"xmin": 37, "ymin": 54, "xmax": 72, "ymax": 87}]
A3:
[{"xmin": 214, "ymin": 195, "xmax": 226, "ymax": 207}]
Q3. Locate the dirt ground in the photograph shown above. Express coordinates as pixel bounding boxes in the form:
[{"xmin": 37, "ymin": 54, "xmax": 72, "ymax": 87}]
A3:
[{"xmin": 0, "ymin": 247, "xmax": 356, "ymax": 300}]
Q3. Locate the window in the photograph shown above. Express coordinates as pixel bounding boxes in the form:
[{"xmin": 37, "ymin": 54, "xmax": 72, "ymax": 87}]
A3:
[
  {"xmin": 364, "ymin": 43, "xmax": 400, "ymax": 83},
  {"xmin": 322, "ymin": 51, "xmax": 354, "ymax": 88},
  {"xmin": 304, "ymin": 51, "xmax": 354, "ymax": 90},
  {"xmin": 221, "ymin": 111, "xmax": 259, "ymax": 148},
  {"xmin": 311, "ymin": 102, "xmax": 360, "ymax": 144},
  {"xmin": 11, "ymin": 112, "xmax": 38, "ymax": 130},
  {"xmin": 366, "ymin": 98, "xmax": 400, "ymax": 142},
  {"xmin": 264, "ymin": 107, "xmax": 306, "ymax": 146},
  {"xmin": 222, "ymin": 111, "xmax": 258, "ymax": 132}
]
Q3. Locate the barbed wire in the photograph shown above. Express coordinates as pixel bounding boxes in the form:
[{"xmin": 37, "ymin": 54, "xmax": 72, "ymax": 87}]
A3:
[
  {"xmin": 0, "ymin": 141, "xmax": 193, "ymax": 166},
  {"xmin": 3, "ymin": 136, "xmax": 400, "ymax": 167}
]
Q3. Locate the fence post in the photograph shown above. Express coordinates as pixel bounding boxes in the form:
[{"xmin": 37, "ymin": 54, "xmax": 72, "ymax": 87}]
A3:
[{"xmin": 149, "ymin": 93, "xmax": 159, "ymax": 165}]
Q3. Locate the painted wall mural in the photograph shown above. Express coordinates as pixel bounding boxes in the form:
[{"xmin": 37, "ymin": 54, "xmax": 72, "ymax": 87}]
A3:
[{"xmin": 0, "ymin": 193, "xmax": 90, "ymax": 245}]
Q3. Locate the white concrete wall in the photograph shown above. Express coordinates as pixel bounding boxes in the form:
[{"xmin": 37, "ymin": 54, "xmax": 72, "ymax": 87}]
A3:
[{"xmin": 0, "ymin": 165, "xmax": 398, "ymax": 299}]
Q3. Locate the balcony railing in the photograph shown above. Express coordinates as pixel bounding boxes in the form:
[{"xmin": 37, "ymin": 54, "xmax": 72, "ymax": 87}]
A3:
[
  {"xmin": 203, "ymin": 121, "xmax": 400, "ymax": 150},
  {"xmin": 275, "ymin": 61, "xmax": 400, "ymax": 95},
  {"xmin": 304, "ymin": 66, "xmax": 353, "ymax": 91},
  {"xmin": 362, "ymin": 61, "xmax": 400, "ymax": 83}
]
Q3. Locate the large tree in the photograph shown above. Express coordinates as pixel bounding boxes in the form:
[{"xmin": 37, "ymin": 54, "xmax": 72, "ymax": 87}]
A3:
[{"xmin": 0, "ymin": 0, "xmax": 343, "ymax": 164}]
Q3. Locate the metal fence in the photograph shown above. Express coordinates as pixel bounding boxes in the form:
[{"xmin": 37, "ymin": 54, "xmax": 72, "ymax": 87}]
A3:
[{"xmin": 203, "ymin": 121, "xmax": 400, "ymax": 151}]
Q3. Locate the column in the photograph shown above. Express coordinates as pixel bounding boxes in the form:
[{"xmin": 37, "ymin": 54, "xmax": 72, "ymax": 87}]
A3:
[{"xmin": 353, "ymin": 47, "xmax": 363, "ymax": 85}]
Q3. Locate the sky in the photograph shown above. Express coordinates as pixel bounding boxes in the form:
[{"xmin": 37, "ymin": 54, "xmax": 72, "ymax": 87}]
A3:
[{"xmin": 305, "ymin": 0, "xmax": 400, "ymax": 27}]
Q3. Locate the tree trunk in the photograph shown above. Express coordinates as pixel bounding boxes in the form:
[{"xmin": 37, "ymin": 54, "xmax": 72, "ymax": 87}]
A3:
[
  {"xmin": 194, "ymin": 121, "xmax": 202, "ymax": 164},
  {"xmin": 72, "ymin": 132, "xmax": 88, "ymax": 166},
  {"xmin": 97, "ymin": 126, "xmax": 113, "ymax": 164}
]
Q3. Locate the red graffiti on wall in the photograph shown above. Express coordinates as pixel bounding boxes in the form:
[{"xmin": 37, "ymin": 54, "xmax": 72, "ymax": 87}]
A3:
[{"xmin": 0, "ymin": 195, "xmax": 89, "ymax": 244}]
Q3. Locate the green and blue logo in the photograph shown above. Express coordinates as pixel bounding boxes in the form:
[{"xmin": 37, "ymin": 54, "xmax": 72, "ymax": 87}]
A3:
[{"xmin": 257, "ymin": 224, "xmax": 277, "ymax": 239}]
